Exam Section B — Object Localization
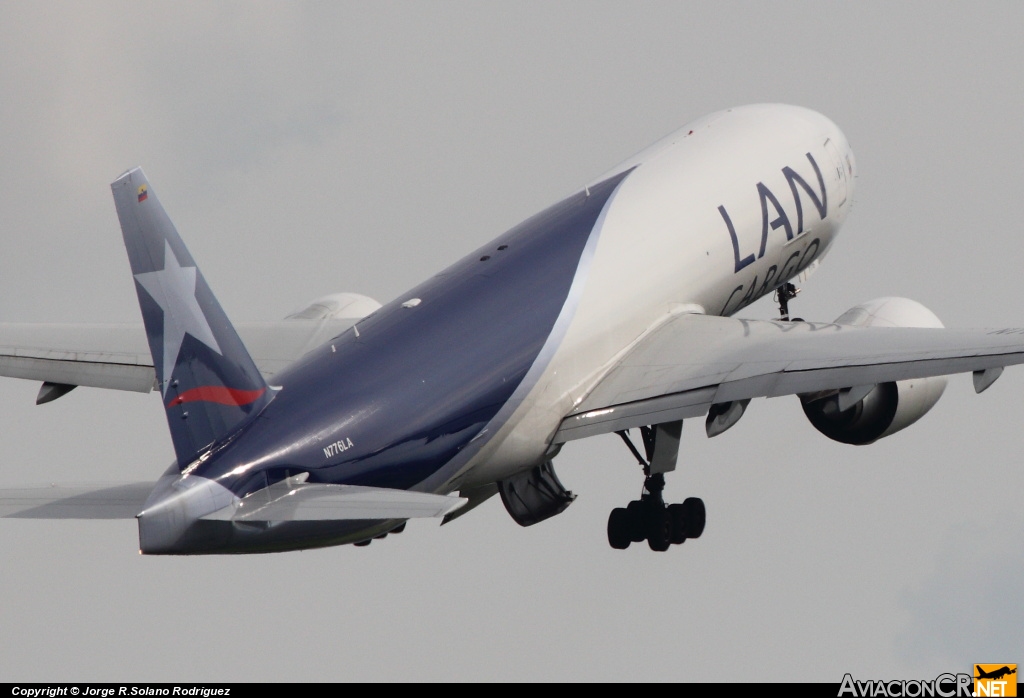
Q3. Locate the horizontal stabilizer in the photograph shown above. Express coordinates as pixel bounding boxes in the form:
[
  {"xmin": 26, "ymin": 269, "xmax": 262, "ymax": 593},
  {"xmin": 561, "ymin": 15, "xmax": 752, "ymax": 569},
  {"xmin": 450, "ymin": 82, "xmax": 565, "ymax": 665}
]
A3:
[
  {"xmin": 0, "ymin": 483, "xmax": 154, "ymax": 519},
  {"xmin": 202, "ymin": 481, "xmax": 466, "ymax": 522}
]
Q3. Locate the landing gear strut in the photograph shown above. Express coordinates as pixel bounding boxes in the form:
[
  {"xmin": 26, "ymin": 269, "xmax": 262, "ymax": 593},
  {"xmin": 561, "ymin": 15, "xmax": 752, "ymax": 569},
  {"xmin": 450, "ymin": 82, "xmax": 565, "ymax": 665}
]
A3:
[
  {"xmin": 607, "ymin": 425, "xmax": 705, "ymax": 551},
  {"xmin": 775, "ymin": 282, "xmax": 800, "ymax": 321}
]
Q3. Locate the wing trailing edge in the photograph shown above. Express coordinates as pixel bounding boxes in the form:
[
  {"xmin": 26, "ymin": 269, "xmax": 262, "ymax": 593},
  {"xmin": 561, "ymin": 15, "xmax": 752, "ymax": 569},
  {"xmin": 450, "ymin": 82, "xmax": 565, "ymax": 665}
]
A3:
[
  {"xmin": 555, "ymin": 314, "xmax": 1024, "ymax": 442},
  {"xmin": 0, "ymin": 318, "xmax": 370, "ymax": 400}
]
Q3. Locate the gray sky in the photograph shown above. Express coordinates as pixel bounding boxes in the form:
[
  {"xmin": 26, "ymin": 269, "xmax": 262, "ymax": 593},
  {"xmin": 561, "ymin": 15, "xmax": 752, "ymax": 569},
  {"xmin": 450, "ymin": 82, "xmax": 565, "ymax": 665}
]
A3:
[{"xmin": 1, "ymin": 1, "xmax": 1021, "ymax": 682}]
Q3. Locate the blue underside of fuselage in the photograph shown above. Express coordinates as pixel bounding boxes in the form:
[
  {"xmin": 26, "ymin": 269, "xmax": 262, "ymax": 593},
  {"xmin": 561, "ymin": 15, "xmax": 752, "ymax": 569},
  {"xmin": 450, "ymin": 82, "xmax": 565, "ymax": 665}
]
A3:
[{"xmin": 194, "ymin": 170, "xmax": 631, "ymax": 498}]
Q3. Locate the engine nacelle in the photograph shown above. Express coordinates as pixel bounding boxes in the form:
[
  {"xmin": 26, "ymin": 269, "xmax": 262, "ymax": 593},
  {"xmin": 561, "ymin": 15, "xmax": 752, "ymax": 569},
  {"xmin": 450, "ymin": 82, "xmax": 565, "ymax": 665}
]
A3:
[
  {"xmin": 285, "ymin": 292, "xmax": 381, "ymax": 321},
  {"xmin": 801, "ymin": 297, "xmax": 948, "ymax": 445}
]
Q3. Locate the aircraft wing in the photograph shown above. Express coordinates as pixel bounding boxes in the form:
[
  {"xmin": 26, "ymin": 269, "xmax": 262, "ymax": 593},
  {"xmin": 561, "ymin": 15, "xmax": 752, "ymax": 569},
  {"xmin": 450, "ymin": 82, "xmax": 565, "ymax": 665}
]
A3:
[
  {"xmin": 554, "ymin": 313, "xmax": 1024, "ymax": 441},
  {"xmin": 0, "ymin": 319, "xmax": 359, "ymax": 398}
]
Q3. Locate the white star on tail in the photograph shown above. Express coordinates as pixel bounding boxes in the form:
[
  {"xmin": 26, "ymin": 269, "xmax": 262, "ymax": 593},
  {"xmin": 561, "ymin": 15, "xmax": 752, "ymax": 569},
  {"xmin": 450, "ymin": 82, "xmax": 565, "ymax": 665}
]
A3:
[{"xmin": 134, "ymin": 241, "xmax": 222, "ymax": 395}]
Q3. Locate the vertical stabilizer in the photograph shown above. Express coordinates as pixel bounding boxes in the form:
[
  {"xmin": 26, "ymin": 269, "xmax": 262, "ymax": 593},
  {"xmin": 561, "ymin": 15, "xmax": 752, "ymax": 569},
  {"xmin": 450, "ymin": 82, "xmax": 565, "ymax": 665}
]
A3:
[{"xmin": 111, "ymin": 168, "xmax": 272, "ymax": 468}]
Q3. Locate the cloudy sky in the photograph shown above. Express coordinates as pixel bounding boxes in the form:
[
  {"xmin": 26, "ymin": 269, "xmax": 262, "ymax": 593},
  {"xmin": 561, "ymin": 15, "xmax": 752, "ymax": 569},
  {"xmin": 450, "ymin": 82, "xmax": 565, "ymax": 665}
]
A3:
[{"xmin": 1, "ymin": 1, "xmax": 1021, "ymax": 682}]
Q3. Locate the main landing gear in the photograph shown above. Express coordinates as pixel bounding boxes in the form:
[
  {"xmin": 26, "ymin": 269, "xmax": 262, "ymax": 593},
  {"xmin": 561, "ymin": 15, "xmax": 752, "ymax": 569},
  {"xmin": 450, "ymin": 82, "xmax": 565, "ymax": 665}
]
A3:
[{"xmin": 606, "ymin": 422, "xmax": 705, "ymax": 551}]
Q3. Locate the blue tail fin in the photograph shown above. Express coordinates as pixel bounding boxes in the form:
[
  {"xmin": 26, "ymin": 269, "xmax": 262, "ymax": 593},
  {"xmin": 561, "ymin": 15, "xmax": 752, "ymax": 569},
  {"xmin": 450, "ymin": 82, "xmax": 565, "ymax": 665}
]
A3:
[{"xmin": 111, "ymin": 168, "xmax": 272, "ymax": 468}]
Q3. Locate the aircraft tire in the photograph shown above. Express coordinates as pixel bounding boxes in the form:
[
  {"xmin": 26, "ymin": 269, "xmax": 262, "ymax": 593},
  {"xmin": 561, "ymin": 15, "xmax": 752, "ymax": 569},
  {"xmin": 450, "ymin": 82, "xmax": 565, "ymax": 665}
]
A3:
[
  {"xmin": 646, "ymin": 510, "xmax": 671, "ymax": 552},
  {"xmin": 607, "ymin": 508, "xmax": 631, "ymax": 549},
  {"xmin": 682, "ymin": 497, "xmax": 706, "ymax": 539},
  {"xmin": 626, "ymin": 500, "xmax": 646, "ymax": 542},
  {"xmin": 667, "ymin": 503, "xmax": 688, "ymax": 545}
]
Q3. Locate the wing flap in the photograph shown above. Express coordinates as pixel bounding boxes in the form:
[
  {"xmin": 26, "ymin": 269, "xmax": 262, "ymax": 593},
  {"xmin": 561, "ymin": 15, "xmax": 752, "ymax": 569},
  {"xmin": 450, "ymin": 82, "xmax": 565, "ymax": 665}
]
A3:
[
  {"xmin": 202, "ymin": 482, "xmax": 467, "ymax": 522},
  {"xmin": 0, "ymin": 319, "xmax": 358, "ymax": 394},
  {"xmin": 0, "ymin": 482, "xmax": 154, "ymax": 519},
  {"xmin": 0, "ymin": 323, "xmax": 156, "ymax": 392},
  {"xmin": 555, "ymin": 315, "xmax": 1024, "ymax": 441},
  {"xmin": 0, "ymin": 353, "xmax": 156, "ymax": 392}
]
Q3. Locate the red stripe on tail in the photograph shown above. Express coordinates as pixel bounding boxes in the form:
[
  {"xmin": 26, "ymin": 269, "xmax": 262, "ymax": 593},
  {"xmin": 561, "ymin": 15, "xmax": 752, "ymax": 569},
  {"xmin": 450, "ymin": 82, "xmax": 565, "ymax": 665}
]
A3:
[{"xmin": 168, "ymin": 386, "xmax": 267, "ymax": 407}]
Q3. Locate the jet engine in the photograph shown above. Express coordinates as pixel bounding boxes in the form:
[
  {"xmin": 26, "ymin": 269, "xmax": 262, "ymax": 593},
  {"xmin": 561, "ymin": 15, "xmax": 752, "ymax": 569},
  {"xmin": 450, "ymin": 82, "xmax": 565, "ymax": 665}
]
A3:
[
  {"xmin": 285, "ymin": 292, "xmax": 382, "ymax": 321},
  {"xmin": 800, "ymin": 297, "xmax": 948, "ymax": 445}
]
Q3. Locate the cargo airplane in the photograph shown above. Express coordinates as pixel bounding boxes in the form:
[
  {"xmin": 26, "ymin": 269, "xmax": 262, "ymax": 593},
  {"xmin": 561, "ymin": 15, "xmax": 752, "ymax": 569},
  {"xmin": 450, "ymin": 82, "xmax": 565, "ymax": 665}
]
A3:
[{"xmin": 3, "ymin": 104, "xmax": 1023, "ymax": 554}]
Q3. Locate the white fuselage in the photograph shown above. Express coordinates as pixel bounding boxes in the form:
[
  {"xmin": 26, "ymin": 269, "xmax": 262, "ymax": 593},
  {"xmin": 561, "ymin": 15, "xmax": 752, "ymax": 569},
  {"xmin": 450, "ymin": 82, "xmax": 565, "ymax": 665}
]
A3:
[{"xmin": 457, "ymin": 104, "xmax": 856, "ymax": 487}]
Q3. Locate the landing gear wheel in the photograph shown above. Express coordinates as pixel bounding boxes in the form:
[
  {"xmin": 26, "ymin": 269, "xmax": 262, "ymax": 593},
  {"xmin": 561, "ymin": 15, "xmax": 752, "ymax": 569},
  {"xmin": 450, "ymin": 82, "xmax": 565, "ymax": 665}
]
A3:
[
  {"xmin": 667, "ymin": 503, "xmax": 687, "ymax": 545},
  {"xmin": 646, "ymin": 509, "xmax": 671, "ymax": 552},
  {"xmin": 682, "ymin": 497, "xmax": 706, "ymax": 539},
  {"xmin": 626, "ymin": 500, "xmax": 646, "ymax": 542},
  {"xmin": 608, "ymin": 427, "xmax": 707, "ymax": 552},
  {"xmin": 607, "ymin": 508, "xmax": 631, "ymax": 550}
]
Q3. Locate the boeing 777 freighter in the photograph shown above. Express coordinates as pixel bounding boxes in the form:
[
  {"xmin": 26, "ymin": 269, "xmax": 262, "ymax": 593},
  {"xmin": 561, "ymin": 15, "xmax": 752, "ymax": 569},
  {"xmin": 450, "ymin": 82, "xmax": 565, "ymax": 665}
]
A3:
[{"xmin": 2, "ymin": 104, "xmax": 1022, "ymax": 554}]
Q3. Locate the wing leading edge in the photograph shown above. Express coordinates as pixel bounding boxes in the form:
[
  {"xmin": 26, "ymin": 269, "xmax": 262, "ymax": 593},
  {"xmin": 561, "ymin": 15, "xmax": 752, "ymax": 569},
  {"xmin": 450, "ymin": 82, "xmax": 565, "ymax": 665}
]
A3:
[{"xmin": 555, "ymin": 313, "xmax": 1024, "ymax": 441}]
